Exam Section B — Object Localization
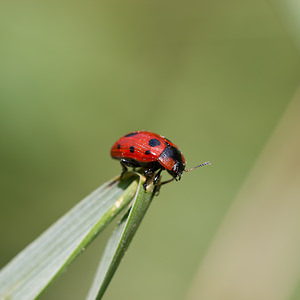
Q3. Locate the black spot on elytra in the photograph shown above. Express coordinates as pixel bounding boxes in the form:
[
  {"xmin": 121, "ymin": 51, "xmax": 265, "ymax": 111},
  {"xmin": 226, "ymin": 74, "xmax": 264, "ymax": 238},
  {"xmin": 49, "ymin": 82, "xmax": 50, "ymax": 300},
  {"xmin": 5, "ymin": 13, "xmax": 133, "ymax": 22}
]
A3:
[
  {"xmin": 117, "ymin": 144, "xmax": 121, "ymax": 149},
  {"xmin": 125, "ymin": 132, "xmax": 138, "ymax": 137},
  {"xmin": 145, "ymin": 150, "xmax": 151, "ymax": 155},
  {"xmin": 165, "ymin": 141, "xmax": 171, "ymax": 147},
  {"xmin": 149, "ymin": 138, "xmax": 161, "ymax": 147},
  {"xmin": 130, "ymin": 146, "xmax": 134, "ymax": 153}
]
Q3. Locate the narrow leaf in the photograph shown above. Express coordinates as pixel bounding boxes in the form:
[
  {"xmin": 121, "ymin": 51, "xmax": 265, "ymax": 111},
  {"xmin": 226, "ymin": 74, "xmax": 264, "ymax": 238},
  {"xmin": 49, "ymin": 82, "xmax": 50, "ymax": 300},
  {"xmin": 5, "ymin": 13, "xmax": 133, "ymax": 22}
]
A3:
[
  {"xmin": 86, "ymin": 174, "xmax": 156, "ymax": 300},
  {"xmin": 0, "ymin": 175, "xmax": 138, "ymax": 300}
]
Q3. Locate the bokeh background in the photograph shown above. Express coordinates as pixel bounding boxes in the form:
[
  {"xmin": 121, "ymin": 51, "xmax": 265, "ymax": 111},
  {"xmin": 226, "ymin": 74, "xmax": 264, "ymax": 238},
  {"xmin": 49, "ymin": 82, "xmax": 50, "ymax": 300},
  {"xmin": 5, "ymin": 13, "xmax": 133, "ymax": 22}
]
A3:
[{"xmin": 1, "ymin": 1, "xmax": 300, "ymax": 299}]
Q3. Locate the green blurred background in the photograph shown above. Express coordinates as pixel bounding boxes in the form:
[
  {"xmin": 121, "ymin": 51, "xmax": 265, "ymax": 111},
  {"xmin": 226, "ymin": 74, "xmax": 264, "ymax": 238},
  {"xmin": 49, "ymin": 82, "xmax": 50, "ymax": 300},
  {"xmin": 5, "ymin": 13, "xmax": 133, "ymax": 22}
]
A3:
[{"xmin": 1, "ymin": 1, "xmax": 300, "ymax": 299}]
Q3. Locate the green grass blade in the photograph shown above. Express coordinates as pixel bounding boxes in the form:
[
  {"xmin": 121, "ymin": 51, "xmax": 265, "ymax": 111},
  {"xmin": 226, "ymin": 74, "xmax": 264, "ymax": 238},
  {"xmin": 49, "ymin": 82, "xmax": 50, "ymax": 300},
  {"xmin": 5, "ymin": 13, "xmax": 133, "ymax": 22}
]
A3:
[
  {"xmin": 86, "ymin": 174, "xmax": 156, "ymax": 300},
  {"xmin": 0, "ymin": 175, "xmax": 138, "ymax": 300}
]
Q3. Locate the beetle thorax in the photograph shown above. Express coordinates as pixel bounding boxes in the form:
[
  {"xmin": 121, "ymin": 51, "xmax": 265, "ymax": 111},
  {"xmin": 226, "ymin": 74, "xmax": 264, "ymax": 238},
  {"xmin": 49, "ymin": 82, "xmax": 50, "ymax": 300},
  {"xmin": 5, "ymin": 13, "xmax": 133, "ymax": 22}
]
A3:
[{"xmin": 158, "ymin": 146, "xmax": 186, "ymax": 180}]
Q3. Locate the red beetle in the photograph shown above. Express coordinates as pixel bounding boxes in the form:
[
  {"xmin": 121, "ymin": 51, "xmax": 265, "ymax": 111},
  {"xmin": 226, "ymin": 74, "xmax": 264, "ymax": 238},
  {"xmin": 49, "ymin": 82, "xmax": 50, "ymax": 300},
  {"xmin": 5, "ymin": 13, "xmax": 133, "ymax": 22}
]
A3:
[{"xmin": 111, "ymin": 131, "xmax": 210, "ymax": 189}]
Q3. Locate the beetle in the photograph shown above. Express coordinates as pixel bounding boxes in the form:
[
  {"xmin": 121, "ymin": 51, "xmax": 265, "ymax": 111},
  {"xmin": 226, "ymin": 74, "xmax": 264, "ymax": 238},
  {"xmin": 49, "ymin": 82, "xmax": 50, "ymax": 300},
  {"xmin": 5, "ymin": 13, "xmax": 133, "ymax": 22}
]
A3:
[{"xmin": 110, "ymin": 131, "xmax": 210, "ymax": 189}]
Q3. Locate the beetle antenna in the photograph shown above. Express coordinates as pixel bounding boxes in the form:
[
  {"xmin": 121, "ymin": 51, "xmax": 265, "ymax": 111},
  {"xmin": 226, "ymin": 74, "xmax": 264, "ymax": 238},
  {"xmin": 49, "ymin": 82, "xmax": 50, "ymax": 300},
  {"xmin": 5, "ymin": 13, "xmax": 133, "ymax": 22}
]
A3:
[{"xmin": 184, "ymin": 161, "xmax": 211, "ymax": 172}]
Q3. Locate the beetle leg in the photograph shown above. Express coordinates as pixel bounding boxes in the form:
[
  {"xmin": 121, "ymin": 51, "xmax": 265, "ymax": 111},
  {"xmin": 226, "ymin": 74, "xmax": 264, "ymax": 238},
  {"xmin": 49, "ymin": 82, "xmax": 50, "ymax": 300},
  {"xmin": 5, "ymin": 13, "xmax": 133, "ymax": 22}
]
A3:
[
  {"xmin": 153, "ymin": 169, "xmax": 162, "ymax": 185},
  {"xmin": 143, "ymin": 181, "xmax": 148, "ymax": 189},
  {"xmin": 120, "ymin": 160, "xmax": 128, "ymax": 180},
  {"xmin": 143, "ymin": 168, "xmax": 153, "ymax": 177},
  {"xmin": 143, "ymin": 168, "xmax": 163, "ymax": 191},
  {"xmin": 160, "ymin": 178, "xmax": 175, "ymax": 186},
  {"xmin": 153, "ymin": 171, "xmax": 175, "ymax": 195},
  {"xmin": 142, "ymin": 168, "xmax": 154, "ymax": 190},
  {"xmin": 120, "ymin": 159, "xmax": 141, "ymax": 180}
]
